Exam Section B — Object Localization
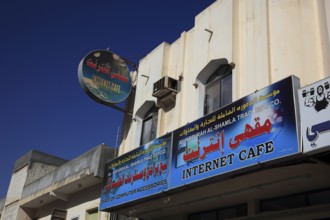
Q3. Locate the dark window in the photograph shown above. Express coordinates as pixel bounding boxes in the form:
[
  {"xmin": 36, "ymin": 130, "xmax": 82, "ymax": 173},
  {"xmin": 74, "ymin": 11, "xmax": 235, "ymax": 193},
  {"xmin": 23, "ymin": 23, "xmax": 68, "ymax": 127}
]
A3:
[
  {"xmin": 140, "ymin": 106, "xmax": 158, "ymax": 145},
  {"xmin": 218, "ymin": 203, "xmax": 247, "ymax": 219},
  {"xmin": 309, "ymin": 189, "xmax": 330, "ymax": 205},
  {"xmin": 110, "ymin": 212, "xmax": 119, "ymax": 220},
  {"xmin": 188, "ymin": 203, "xmax": 247, "ymax": 220},
  {"xmin": 260, "ymin": 188, "xmax": 330, "ymax": 212},
  {"xmin": 260, "ymin": 194, "xmax": 307, "ymax": 212},
  {"xmin": 189, "ymin": 210, "xmax": 217, "ymax": 220},
  {"xmin": 204, "ymin": 64, "xmax": 232, "ymax": 115},
  {"xmin": 51, "ymin": 209, "xmax": 67, "ymax": 220}
]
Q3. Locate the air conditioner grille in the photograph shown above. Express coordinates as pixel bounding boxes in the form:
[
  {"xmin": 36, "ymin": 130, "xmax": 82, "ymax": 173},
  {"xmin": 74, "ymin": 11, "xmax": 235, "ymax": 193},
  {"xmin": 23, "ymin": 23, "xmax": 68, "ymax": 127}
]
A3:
[{"xmin": 152, "ymin": 76, "xmax": 178, "ymax": 99}]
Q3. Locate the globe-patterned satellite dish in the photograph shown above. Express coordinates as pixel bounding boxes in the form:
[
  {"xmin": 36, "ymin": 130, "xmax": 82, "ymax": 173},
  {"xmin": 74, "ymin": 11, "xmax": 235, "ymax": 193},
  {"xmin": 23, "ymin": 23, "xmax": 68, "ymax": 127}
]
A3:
[{"xmin": 78, "ymin": 50, "xmax": 132, "ymax": 105}]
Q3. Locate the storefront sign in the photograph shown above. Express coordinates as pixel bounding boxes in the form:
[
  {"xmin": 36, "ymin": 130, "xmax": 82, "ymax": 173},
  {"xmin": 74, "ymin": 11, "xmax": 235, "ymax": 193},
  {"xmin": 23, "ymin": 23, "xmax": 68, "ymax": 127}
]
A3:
[
  {"xmin": 170, "ymin": 76, "xmax": 301, "ymax": 189},
  {"xmin": 298, "ymin": 77, "xmax": 330, "ymax": 153},
  {"xmin": 100, "ymin": 133, "xmax": 171, "ymax": 210},
  {"xmin": 78, "ymin": 50, "xmax": 132, "ymax": 104}
]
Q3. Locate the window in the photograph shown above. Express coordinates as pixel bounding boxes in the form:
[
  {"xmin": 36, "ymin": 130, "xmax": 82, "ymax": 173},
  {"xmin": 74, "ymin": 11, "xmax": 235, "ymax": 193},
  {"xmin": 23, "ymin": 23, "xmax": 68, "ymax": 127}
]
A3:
[
  {"xmin": 218, "ymin": 203, "xmax": 247, "ymax": 219},
  {"xmin": 260, "ymin": 188, "xmax": 330, "ymax": 212},
  {"xmin": 309, "ymin": 188, "xmax": 330, "ymax": 205},
  {"xmin": 260, "ymin": 194, "xmax": 307, "ymax": 212},
  {"xmin": 189, "ymin": 210, "xmax": 217, "ymax": 220},
  {"xmin": 204, "ymin": 64, "xmax": 232, "ymax": 115},
  {"xmin": 51, "ymin": 209, "xmax": 67, "ymax": 220},
  {"xmin": 140, "ymin": 105, "xmax": 158, "ymax": 145},
  {"xmin": 86, "ymin": 208, "xmax": 98, "ymax": 220},
  {"xmin": 109, "ymin": 212, "xmax": 119, "ymax": 220},
  {"xmin": 188, "ymin": 203, "xmax": 247, "ymax": 220}
]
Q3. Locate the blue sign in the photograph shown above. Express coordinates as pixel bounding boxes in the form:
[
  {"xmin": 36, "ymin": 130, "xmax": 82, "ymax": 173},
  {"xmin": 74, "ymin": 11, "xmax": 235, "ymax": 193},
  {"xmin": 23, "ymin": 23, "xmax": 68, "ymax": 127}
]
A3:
[
  {"xmin": 100, "ymin": 133, "xmax": 171, "ymax": 210},
  {"xmin": 170, "ymin": 76, "xmax": 301, "ymax": 189},
  {"xmin": 78, "ymin": 50, "xmax": 132, "ymax": 104}
]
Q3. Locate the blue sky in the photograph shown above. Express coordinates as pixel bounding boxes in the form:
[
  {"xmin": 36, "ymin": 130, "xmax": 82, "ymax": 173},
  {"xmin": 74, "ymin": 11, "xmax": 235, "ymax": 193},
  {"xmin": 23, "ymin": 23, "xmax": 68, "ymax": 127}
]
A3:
[{"xmin": 0, "ymin": 0, "xmax": 215, "ymax": 198}]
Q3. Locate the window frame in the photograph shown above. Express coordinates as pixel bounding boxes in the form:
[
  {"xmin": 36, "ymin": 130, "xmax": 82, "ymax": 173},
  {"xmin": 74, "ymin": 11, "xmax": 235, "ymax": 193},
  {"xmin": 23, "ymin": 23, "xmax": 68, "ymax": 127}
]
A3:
[
  {"xmin": 204, "ymin": 64, "xmax": 233, "ymax": 115},
  {"xmin": 188, "ymin": 203, "xmax": 247, "ymax": 220},
  {"xmin": 51, "ymin": 209, "xmax": 67, "ymax": 220},
  {"xmin": 140, "ymin": 105, "xmax": 158, "ymax": 145},
  {"xmin": 85, "ymin": 208, "xmax": 98, "ymax": 220}
]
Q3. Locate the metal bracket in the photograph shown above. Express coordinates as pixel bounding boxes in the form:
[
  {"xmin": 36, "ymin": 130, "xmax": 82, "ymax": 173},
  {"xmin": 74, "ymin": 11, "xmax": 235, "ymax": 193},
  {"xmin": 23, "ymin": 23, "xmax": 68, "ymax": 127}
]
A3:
[{"xmin": 204, "ymin": 29, "xmax": 213, "ymax": 42}]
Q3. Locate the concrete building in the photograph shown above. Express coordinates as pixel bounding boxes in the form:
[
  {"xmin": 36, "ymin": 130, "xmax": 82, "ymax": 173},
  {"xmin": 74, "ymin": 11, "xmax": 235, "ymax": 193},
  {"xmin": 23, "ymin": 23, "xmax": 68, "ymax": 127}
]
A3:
[
  {"xmin": 101, "ymin": 0, "xmax": 330, "ymax": 220},
  {"xmin": 2, "ymin": 1, "xmax": 330, "ymax": 220},
  {"xmin": 120, "ymin": 0, "xmax": 330, "ymax": 154},
  {"xmin": 0, "ymin": 145, "xmax": 116, "ymax": 220}
]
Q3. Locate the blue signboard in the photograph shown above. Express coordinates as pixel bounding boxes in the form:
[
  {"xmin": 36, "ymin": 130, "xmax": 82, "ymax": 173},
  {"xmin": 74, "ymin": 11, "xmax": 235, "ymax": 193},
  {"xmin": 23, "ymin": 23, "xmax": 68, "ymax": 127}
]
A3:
[
  {"xmin": 100, "ymin": 133, "xmax": 171, "ymax": 210},
  {"xmin": 170, "ymin": 76, "xmax": 301, "ymax": 189}
]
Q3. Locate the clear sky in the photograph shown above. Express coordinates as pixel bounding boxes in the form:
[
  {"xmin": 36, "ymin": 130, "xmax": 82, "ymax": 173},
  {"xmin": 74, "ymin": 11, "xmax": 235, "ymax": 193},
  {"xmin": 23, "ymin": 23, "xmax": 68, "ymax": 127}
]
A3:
[{"xmin": 0, "ymin": 0, "xmax": 216, "ymax": 198}]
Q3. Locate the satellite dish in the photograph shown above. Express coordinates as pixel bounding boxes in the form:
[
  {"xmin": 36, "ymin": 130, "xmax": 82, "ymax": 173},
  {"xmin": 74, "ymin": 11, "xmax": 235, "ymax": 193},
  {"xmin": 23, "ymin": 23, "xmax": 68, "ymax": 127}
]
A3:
[{"xmin": 78, "ymin": 50, "xmax": 132, "ymax": 105}]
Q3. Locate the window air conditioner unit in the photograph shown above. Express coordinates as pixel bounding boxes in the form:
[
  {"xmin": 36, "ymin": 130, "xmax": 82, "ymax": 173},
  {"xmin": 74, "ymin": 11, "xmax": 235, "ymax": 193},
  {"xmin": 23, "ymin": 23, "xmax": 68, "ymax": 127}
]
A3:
[{"xmin": 152, "ymin": 76, "xmax": 178, "ymax": 99}]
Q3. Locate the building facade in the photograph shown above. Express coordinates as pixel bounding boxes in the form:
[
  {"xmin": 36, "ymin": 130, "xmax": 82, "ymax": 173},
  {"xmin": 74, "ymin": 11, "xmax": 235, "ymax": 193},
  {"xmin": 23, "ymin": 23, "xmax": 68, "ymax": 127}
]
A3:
[
  {"xmin": 120, "ymin": 0, "xmax": 330, "ymax": 154},
  {"xmin": 2, "ymin": 1, "xmax": 330, "ymax": 220},
  {"xmin": 103, "ymin": 0, "xmax": 330, "ymax": 219},
  {"xmin": 0, "ymin": 145, "xmax": 116, "ymax": 220}
]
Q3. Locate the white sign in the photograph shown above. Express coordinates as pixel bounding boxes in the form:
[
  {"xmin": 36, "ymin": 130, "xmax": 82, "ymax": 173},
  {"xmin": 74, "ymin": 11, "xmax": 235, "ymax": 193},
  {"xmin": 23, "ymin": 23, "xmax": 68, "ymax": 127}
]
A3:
[{"xmin": 298, "ymin": 77, "xmax": 330, "ymax": 153}]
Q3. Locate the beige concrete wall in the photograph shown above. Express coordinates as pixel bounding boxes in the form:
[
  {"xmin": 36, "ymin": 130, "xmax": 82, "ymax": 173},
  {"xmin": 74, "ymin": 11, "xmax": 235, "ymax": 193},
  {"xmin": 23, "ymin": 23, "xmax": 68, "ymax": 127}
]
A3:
[
  {"xmin": 25, "ymin": 162, "xmax": 58, "ymax": 186},
  {"xmin": 32, "ymin": 184, "xmax": 108, "ymax": 220},
  {"xmin": 1, "ymin": 201, "xmax": 19, "ymax": 220},
  {"xmin": 4, "ymin": 166, "xmax": 28, "ymax": 205},
  {"xmin": 119, "ymin": 0, "xmax": 330, "ymax": 155},
  {"xmin": 1, "ymin": 166, "xmax": 29, "ymax": 220},
  {"xmin": 34, "ymin": 199, "xmax": 105, "ymax": 220}
]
